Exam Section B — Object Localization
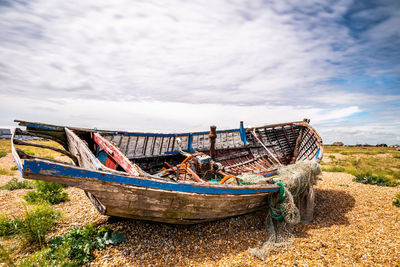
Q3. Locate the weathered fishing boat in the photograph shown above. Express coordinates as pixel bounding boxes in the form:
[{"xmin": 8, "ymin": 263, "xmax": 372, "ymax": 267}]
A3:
[{"xmin": 11, "ymin": 119, "xmax": 323, "ymax": 224}]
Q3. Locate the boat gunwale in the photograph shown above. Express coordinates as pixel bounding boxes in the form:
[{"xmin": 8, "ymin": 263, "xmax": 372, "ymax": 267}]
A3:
[
  {"xmin": 14, "ymin": 119, "xmax": 312, "ymax": 137},
  {"xmin": 12, "ymin": 119, "xmax": 323, "ymax": 191},
  {"xmin": 22, "ymin": 158, "xmax": 281, "ymax": 195}
]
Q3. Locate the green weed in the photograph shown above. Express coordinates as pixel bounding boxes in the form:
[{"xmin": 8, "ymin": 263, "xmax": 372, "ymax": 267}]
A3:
[
  {"xmin": 322, "ymin": 166, "xmax": 345, "ymax": 172},
  {"xmin": 1, "ymin": 178, "xmax": 34, "ymax": 190},
  {"xmin": 23, "ymin": 149, "xmax": 35, "ymax": 156},
  {"xmin": 10, "ymin": 165, "xmax": 19, "ymax": 171},
  {"xmin": 19, "ymin": 247, "xmax": 71, "ymax": 267},
  {"xmin": 0, "ymin": 244, "xmax": 15, "ymax": 267},
  {"xmin": 0, "ymin": 150, "xmax": 6, "ymax": 158},
  {"xmin": 24, "ymin": 181, "xmax": 69, "ymax": 205},
  {"xmin": 0, "ymin": 204, "xmax": 60, "ymax": 245},
  {"xmin": 0, "ymin": 168, "xmax": 13, "ymax": 176},
  {"xmin": 393, "ymin": 192, "xmax": 400, "ymax": 207},
  {"xmin": 22, "ymin": 204, "xmax": 61, "ymax": 244},
  {"xmin": 0, "ymin": 214, "xmax": 24, "ymax": 236},
  {"xmin": 352, "ymin": 172, "xmax": 399, "ymax": 187},
  {"xmin": 20, "ymin": 224, "xmax": 125, "ymax": 266},
  {"xmin": 328, "ymin": 155, "xmax": 336, "ymax": 160},
  {"xmin": 393, "ymin": 155, "xmax": 400, "ymax": 159}
]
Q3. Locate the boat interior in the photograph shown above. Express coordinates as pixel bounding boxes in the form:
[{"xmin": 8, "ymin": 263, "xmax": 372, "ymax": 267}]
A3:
[{"xmin": 12, "ymin": 120, "xmax": 323, "ymax": 185}]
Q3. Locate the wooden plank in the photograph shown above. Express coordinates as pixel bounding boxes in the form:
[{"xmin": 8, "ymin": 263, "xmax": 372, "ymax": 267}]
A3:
[
  {"xmin": 120, "ymin": 136, "xmax": 129, "ymax": 155},
  {"xmin": 13, "ymin": 139, "xmax": 79, "ymax": 165},
  {"xmin": 93, "ymin": 133, "xmax": 141, "ymax": 176},
  {"xmin": 135, "ymin": 136, "xmax": 144, "ymax": 156},
  {"xmin": 158, "ymin": 136, "xmax": 164, "ymax": 155},
  {"xmin": 126, "ymin": 136, "xmax": 137, "ymax": 158},
  {"xmin": 142, "ymin": 136, "xmax": 149, "ymax": 155},
  {"xmin": 65, "ymin": 128, "xmax": 102, "ymax": 170}
]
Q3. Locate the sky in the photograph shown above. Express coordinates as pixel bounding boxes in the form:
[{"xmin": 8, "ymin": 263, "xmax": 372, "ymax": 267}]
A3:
[{"xmin": 0, "ymin": 0, "xmax": 399, "ymax": 145}]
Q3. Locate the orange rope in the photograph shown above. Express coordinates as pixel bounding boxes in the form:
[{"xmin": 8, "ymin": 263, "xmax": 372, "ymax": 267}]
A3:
[
  {"xmin": 219, "ymin": 175, "xmax": 236, "ymax": 184},
  {"xmin": 180, "ymin": 152, "xmax": 202, "ymax": 165}
]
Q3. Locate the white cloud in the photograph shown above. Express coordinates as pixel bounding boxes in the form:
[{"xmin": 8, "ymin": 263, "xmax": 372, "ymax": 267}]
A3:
[
  {"xmin": 0, "ymin": 0, "xmax": 399, "ymax": 144},
  {"xmin": 0, "ymin": 95, "xmax": 360, "ymax": 132},
  {"xmin": 0, "ymin": 0, "xmax": 349, "ymax": 105}
]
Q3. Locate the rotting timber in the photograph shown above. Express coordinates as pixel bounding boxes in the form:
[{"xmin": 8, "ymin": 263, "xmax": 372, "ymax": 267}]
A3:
[{"xmin": 11, "ymin": 119, "xmax": 323, "ymax": 224}]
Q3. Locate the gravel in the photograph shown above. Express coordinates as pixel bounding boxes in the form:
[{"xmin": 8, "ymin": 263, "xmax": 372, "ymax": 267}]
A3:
[{"xmin": 1, "ymin": 151, "xmax": 399, "ymax": 266}]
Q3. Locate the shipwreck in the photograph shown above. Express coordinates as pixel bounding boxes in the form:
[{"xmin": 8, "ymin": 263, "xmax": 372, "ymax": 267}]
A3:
[{"xmin": 11, "ymin": 119, "xmax": 323, "ymax": 224}]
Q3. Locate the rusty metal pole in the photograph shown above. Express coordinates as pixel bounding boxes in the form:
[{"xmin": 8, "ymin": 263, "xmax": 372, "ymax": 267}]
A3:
[{"xmin": 209, "ymin": 125, "xmax": 217, "ymax": 159}]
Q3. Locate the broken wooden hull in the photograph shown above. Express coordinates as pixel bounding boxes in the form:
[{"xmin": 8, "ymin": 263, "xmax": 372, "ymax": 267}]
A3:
[
  {"xmin": 22, "ymin": 160, "xmax": 278, "ymax": 224},
  {"xmin": 12, "ymin": 119, "xmax": 323, "ymax": 224}
]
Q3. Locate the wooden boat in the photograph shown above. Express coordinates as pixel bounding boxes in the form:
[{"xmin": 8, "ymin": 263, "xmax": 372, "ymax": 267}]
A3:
[{"xmin": 11, "ymin": 119, "xmax": 323, "ymax": 224}]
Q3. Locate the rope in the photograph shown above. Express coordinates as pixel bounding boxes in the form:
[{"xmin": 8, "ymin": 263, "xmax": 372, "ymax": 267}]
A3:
[
  {"xmin": 219, "ymin": 175, "xmax": 236, "ymax": 184},
  {"xmin": 269, "ymin": 180, "xmax": 300, "ymax": 224}
]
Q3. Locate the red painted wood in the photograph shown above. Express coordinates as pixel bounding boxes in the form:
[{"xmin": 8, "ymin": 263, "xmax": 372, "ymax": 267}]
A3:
[
  {"xmin": 93, "ymin": 133, "xmax": 141, "ymax": 176},
  {"xmin": 105, "ymin": 156, "xmax": 117, "ymax": 169}
]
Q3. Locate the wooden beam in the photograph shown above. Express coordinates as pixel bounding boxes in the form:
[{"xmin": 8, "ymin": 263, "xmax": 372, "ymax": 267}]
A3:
[
  {"xmin": 291, "ymin": 128, "xmax": 304, "ymax": 163},
  {"xmin": 209, "ymin": 126, "xmax": 217, "ymax": 159},
  {"xmin": 15, "ymin": 128, "xmax": 67, "ymax": 148},
  {"xmin": 14, "ymin": 139, "xmax": 78, "ymax": 165},
  {"xmin": 93, "ymin": 132, "xmax": 141, "ymax": 176},
  {"xmin": 16, "ymin": 148, "xmax": 70, "ymax": 165}
]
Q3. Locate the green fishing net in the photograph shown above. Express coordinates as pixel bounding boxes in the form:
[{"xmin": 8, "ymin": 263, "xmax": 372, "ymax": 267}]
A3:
[{"xmin": 248, "ymin": 159, "xmax": 321, "ymax": 260}]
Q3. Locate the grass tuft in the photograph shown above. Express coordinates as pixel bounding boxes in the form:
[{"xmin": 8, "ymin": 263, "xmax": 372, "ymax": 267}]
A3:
[
  {"xmin": 322, "ymin": 166, "xmax": 345, "ymax": 172},
  {"xmin": 0, "ymin": 204, "xmax": 61, "ymax": 245},
  {"xmin": 20, "ymin": 223, "xmax": 125, "ymax": 266},
  {"xmin": 24, "ymin": 181, "xmax": 69, "ymax": 205},
  {"xmin": 0, "ymin": 168, "xmax": 13, "ymax": 176},
  {"xmin": 393, "ymin": 192, "xmax": 400, "ymax": 207},
  {"xmin": 1, "ymin": 178, "xmax": 34, "ymax": 190},
  {"xmin": 0, "ymin": 150, "xmax": 6, "ymax": 158},
  {"xmin": 0, "ymin": 244, "xmax": 15, "ymax": 267},
  {"xmin": 23, "ymin": 149, "xmax": 35, "ymax": 156},
  {"xmin": 22, "ymin": 204, "xmax": 61, "ymax": 244},
  {"xmin": 10, "ymin": 165, "xmax": 19, "ymax": 171},
  {"xmin": 0, "ymin": 215, "xmax": 24, "ymax": 236},
  {"xmin": 352, "ymin": 172, "xmax": 399, "ymax": 187}
]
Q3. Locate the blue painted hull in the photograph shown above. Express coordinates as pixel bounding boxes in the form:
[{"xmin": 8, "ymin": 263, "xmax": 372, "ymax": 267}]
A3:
[{"xmin": 23, "ymin": 160, "xmax": 280, "ymax": 224}]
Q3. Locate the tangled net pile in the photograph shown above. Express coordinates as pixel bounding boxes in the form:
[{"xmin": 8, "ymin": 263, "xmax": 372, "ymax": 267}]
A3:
[{"xmin": 248, "ymin": 159, "xmax": 321, "ymax": 260}]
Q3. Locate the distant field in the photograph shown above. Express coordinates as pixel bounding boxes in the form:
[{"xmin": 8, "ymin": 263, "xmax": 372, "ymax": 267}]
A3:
[{"xmin": 322, "ymin": 145, "xmax": 400, "ymax": 181}]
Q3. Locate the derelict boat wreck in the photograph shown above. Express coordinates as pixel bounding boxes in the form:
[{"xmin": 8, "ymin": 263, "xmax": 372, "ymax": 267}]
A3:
[{"xmin": 11, "ymin": 119, "xmax": 323, "ymax": 224}]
